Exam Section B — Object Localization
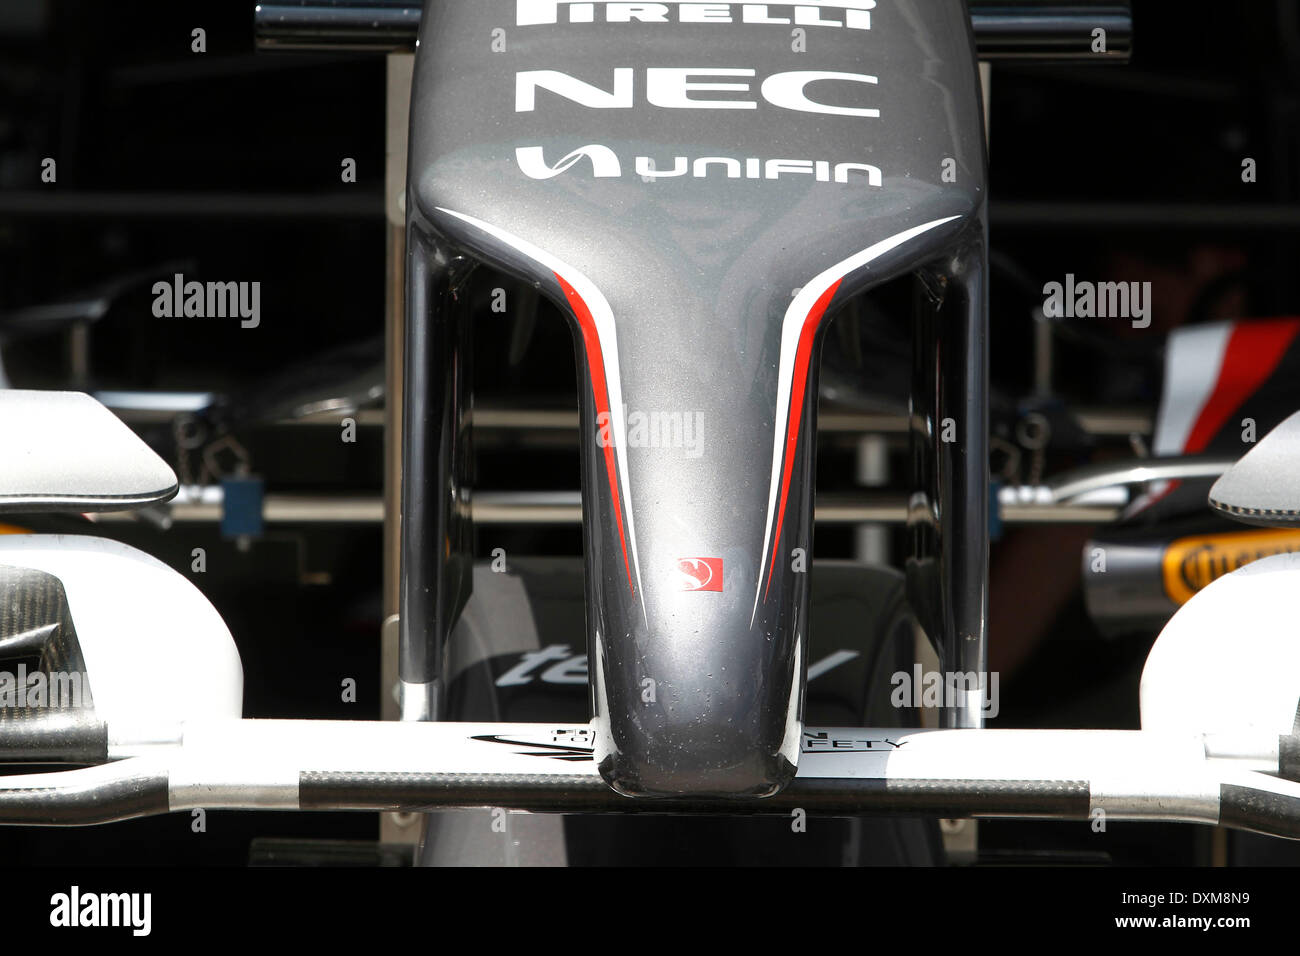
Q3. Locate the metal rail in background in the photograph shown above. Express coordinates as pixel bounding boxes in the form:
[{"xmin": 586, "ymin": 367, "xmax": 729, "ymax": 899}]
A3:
[
  {"xmin": 1045, "ymin": 454, "xmax": 1234, "ymax": 504},
  {"xmin": 97, "ymin": 394, "xmax": 1155, "ymax": 438},
  {"xmin": 91, "ymin": 456, "xmax": 1227, "ymax": 527},
  {"xmin": 91, "ymin": 488, "xmax": 1122, "ymax": 526},
  {"xmin": 253, "ymin": 1, "xmax": 1132, "ymax": 62}
]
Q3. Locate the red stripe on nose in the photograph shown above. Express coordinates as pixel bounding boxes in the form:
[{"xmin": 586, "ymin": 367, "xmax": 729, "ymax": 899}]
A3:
[{"xmin": 556, "ymin": 273, "xmax": 635, "ymax": 594}]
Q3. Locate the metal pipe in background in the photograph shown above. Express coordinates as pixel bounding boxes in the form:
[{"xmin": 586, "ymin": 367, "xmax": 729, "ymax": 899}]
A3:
[
  {"xmin": 100, "ymin": 450, "xmax": 1232, "ymax": 528},
  {"xmin": 254, "ymin": 2, "xmax": 1132, "ymax": 62},
  {"xmin": 970, "ymin": 4, "xmax": 1131, "ymax": 61},
  {"xmin": 99, "ymin": 397, "xmax": 1155, "ymax": 438},
  {"xmin": 89, "ymin": 488, "xmax": 1122, "ymax": 526},
  {"xmin": 255, "ymin": 0, "xmax": 423, "ymax": 51},
  {"xmin": 1044, "ymin": 455, "xmax": 1234, "ymax": 503},
  {"xmin": 853, "ymin": 435, "xmax": 890, "ymax": 564}
]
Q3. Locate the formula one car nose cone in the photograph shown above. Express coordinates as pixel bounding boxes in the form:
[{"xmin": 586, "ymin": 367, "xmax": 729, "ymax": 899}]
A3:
[{"xmin": 405, "ymin": 0, "xmax": 986, "ymax": 796}]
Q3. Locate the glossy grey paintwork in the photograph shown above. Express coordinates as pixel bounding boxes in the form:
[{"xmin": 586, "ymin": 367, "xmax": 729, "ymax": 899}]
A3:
[{"xmin": 405, "ymin": 0, "xmax": 987, "ymax": 795}]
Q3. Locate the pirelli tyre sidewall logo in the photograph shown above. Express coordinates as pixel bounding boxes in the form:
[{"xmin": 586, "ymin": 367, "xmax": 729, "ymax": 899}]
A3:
[{"xmin": 1162, "ymin": 528, "xmax": 1300, "ymax": 605}]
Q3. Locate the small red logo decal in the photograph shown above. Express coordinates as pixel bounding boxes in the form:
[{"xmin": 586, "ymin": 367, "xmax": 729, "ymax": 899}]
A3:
[{"xmin": 677, "ymin": 557, "xmax": 723, "ymax": 592}]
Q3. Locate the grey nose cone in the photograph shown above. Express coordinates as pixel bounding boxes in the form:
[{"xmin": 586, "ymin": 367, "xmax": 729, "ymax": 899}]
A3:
[
  {"xmin": 405, "ymin": 0, "xmax": 987, "ymax": 797},
  {"xmin": 601, "ymin": 742, "xmax": 798, "ymax": 799},
  {"xmin": 592, "ymin": 627, "xmax": 803, "ymax": 798}
]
